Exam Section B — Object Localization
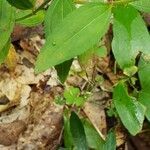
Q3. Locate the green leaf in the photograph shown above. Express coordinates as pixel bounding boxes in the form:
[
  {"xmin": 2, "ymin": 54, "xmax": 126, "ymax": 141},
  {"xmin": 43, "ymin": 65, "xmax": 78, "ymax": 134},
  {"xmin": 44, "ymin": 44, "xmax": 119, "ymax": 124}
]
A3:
[
  {"xmin": 0, "ymin": 1, "xmax": 15, "ymax": 52},
  {"xmin": 113, "ymin": 82, "xmax": 146, "ymax": 135},
  {"xmin": 64, "ymin": 87, "xmax": 85, "ymax": 107},
  {"xmin": 45, "ymin": 0, "xmax": 75, "ymax": 82},
  {"xmin": 44, "ymin": 0, "xmax": 75, "ymax": 38},
  {"xmin": 123, "ymin": 66, "xmax": 138, "ymax": 77},
  {"xmin": 138, "ymin": 55, "xmax": 150, "ymax": 121},
  {"xmin": 7, "ymin": 0, "xmax": 35, "ymax": 10},
  {"xmin": 138, "ymin": 91, "xmax": 150, "ymax": 122},
  {"xmin": 63, "ymin": 111, "xmax": 74, "ymax": 148},
  {"xmin": 112, "ymin": 5, "xmax": 150, "ymax": 69},
  {"xmin": 83, "ymin": 120, "xmax": 105, "ymax": 150},
  {"xmin": 55, "ymin": 59, "xmax": 73, "ymax": 83},
  {"xmin": 103, "ymin": 130, "xmax": 116, "ymax": 150},
  {"xmin": 130, "ymin": 0, "xmax": 150, "ymax": 13},
  {"xmin": 138, "ymin": 55, "xmax": 150, "ymax": 91},
  {"xmin": 16, "ymin": 10, "xmax": 45, "ymax": 27},
  {"xmin": 0, "ymin": 40, "xmax": 10, "ymax": 65},
  {"xmin": 75, "ymin": 97, "xmax": 85, "ymax": 107},
  {"xmin": 70, "ymin": 112, "xmax": 88, "ymax": 150},
  {"xmin": 64, "ymin": 87, "xmax": 80, "ymax": 105},
  {"xmin": 35, "ymin": 3, "xmax": 111, "ymax": 73}
]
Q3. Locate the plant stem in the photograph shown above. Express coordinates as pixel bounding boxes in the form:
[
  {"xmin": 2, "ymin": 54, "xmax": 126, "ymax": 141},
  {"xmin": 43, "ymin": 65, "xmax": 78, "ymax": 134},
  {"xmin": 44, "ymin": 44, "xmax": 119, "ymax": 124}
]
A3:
[{"xmin": 16, "ymin": 0, "xmax": 51, "ymax": 22}]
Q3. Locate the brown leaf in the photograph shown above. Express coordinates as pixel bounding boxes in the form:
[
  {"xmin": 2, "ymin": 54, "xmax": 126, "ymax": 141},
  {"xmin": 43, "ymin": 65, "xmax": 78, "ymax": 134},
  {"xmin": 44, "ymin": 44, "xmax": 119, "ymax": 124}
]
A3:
[{"xmin": 0, "ymin": 121, "xmax": 26, "ymax": 146}]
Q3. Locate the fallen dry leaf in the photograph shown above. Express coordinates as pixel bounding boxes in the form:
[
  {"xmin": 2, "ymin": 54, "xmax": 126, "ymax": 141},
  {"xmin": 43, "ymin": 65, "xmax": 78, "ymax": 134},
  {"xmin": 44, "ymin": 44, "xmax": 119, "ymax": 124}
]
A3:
[
  {"xmin": 83, "ymin": 90, "xmax": 109, "ymax": 139},
  {"xmin": 0, "ymin": 29, "xmax": 63, "ymax": 149},
  {"xmin": 17, "ymin": 91, "xmax": 63, "ymax": 150},
  {"xmin": 0, "ymin": 120, "xmax": 26, "ymax": 146}
]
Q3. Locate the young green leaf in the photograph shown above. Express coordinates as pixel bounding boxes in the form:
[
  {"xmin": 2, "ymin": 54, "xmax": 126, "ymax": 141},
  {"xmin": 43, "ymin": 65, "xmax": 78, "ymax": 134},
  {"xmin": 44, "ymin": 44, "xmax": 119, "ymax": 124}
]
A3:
[
  {"xmin": 0, "ymin": 1, "xmax": 15, "ymax": 52},
  {"xmin": 112, "ymin": 5, "xmax": 150, "ymax": 69},
  {"xmin": 16, "ymin": 10, "xmax": 45, "ymax": 27},
  {"xmin": 45, "ymin": 0, "xmax": 75, "ymax": 83},
  {"xmin": 35, "ymin": 3, "xmax": 111, "ymax": 73},
  {"xmin": 7, "ymin": 0, "xmax": 35, "ymax": 10},
  {"xmin": 75, "ymin": 97, "xmax": 85, "ymax": 107},
  {"xmin": 138, "ymin": 55, "xmax": 150, "ymax": 121},
  {"xmin": 70, "ymin": 112, "xmax": 88, "ymax": 150},
  {"xmin": 64, "ymin": 87, "xmax": 80, "ymax": 105},
  {"xmin": 64, "ymin": 87, "xmax": 85, "ymax": 107},
  {"xmin": 130, "ymin": 0, "xmax": 150, "ymax": 13},
  {"xmin": 103, "ymin": 130, "xmax": 116, "ymax": 150},
  {"xmin": 113, "ymin": 82, "xmax": 146, "ymax": 135},
  {"xmin": 83, "ymin": 120, "xmax": 105, "ymax": 150}
]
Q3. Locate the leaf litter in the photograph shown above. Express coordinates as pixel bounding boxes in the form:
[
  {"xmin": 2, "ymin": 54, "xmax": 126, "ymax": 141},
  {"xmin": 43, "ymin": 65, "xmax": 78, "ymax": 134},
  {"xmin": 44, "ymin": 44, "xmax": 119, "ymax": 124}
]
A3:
[{"xmin": 0, "ymin": 25, "xmax": 63, "ymax": 149}]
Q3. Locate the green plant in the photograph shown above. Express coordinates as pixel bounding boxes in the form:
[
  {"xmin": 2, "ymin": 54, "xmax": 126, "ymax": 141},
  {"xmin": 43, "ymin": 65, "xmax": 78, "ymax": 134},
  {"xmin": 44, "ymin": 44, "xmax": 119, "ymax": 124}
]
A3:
[
  {"xmin": 63, "ymin": 111, "xmax": 116, "ymax": 150},
  {"xmin": 1, "ymin": 0, "xmax": 150, "ymax": 149}
]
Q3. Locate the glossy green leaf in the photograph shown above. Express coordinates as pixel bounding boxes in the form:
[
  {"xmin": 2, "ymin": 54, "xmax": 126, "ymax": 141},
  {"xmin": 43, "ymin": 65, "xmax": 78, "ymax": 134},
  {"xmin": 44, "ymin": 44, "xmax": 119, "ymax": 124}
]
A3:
[
  {"xmin": 130, "ymin": 0, "xmax": 150, "ymax": 13},
  {"xmin": 0, "ymin": 40, "xmax": 10, "ymax": 65},
  {"xmin": 0, "ymin": 1, "xmax": 15, "ymax": 52},
  {"xmin": 113, "ymin": 82, "xmax": 146, "ymax": 135},
  {"xmin": 16, "ymin": 10, "xmax": 45, "ymax": 27},
  {"xmin": 35, "ymin": 3, "xmax": 111, "ymax": 73},
  {"xmin": 70, "ymin": 112, "xmax": 88, "ymax": 150},
  {"xmin": 138, "ymin": 55, "xmax": 150, "ymax": 121},
  {"xmin": 7, "ymin": 0, "xmax": 35, "ymax": 10},
  {"xmin": 45, "ymin": 0, "xmax": 75, "ymax": 82},
  {"xmin": 83, "ymin": 120, "xmax": 105, "ymax": 150},
  {"xmin": 112, "ymin": 5, "xmax": 150, "ymax": 69},
  {"xmin": 103, "ymin": 130, "xmax": 116, "ymax": 150}
]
